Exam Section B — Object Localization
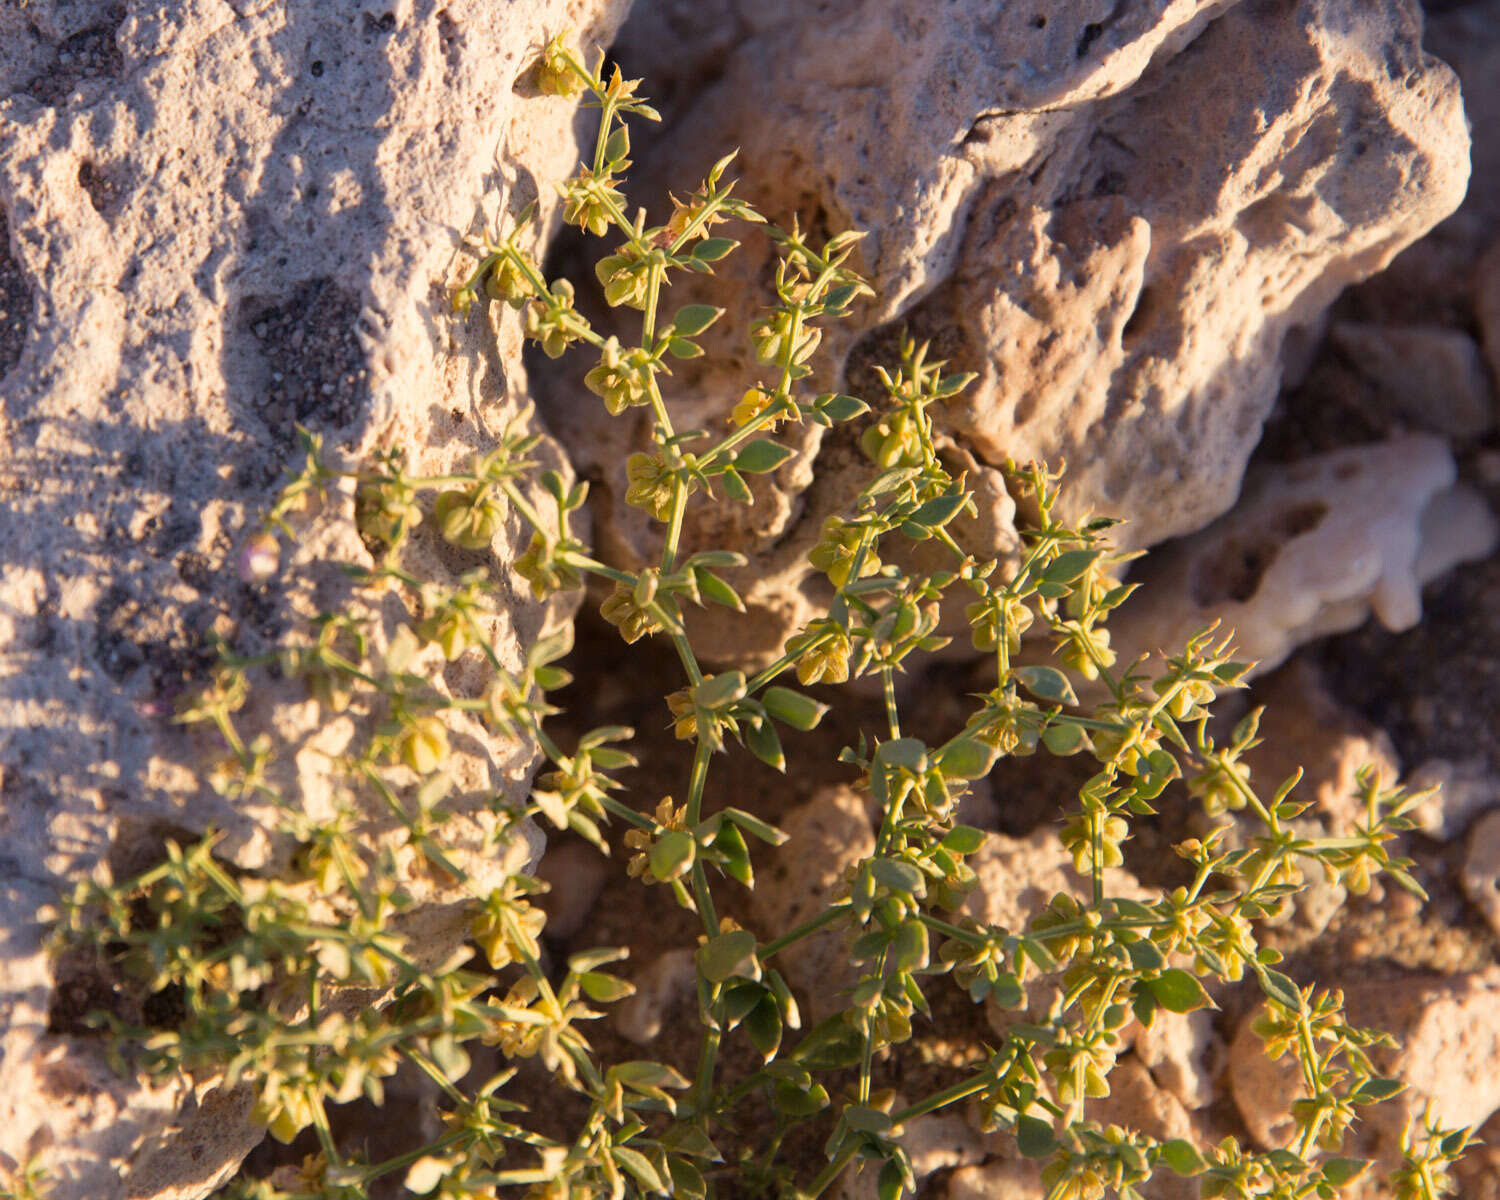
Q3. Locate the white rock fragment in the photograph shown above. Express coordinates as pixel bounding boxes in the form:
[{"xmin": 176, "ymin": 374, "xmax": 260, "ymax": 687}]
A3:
[{"xmin": 1111, "ymin": 436, "xmax": 1498, "ymax": 679}]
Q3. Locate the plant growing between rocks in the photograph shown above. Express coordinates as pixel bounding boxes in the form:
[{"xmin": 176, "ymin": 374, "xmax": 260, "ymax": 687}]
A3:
[{"xmin": 26, "ymin": 37, "xmax": 1478, "ymax": 1200}]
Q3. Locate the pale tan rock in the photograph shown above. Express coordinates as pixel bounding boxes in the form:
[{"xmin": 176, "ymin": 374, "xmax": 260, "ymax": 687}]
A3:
[
  {"xmin": 1345, "ymin": 967, "xmax": 1500, "ymax": 1145},
  {"xmin": 0, "ymin": 1, "xmax": 629, "ymax": 1196},
  {"xmin": 1134, "ymin": 1008, "xmax": 1217, "ymax": 1111},
  {"xmin": 614, "ymin": 948, "xmax": 697, "ymax": 1046},
  {"xmin": 1406, "ymin": 757, "xmax": 1500, "ymax": 841},
  {"xmin": 536, "ymin": 840, "xmax": 612, "ymax": 941},
  {"xmin": 944, "ymin": 1158, "xmax": 1045, "ymax": 1200},
  {"xmin": 1228, "ymin": 1007, "xmax": 1307, "ymax": 1149},
  {"xmin": 1089, "ymin": 1058, "xmax": 1199, "ymax": 1200},
  {"xmin": 750, "ymin": 786, "xmax": 875, "ymax": 1021},
  {"xmin": 1233, "ymin": 970, "xmax": 1500, "ymax": 1157},
  {"xmin": 1241, "ymin": 660, "xmax": 1403, "ymax": 829},
  {"xmin": 1109, "ymin": 437, "xmax": 1497, "ymax": 681},
  {"xmin": 1461, "ymin": 811, "xmax": 1500, "ymax": 938},
  {"xmin": 560, "ymin": 0, "xmax": 1470, "ymax": 663},
  {"xmin": 1329, "ymin": 322, "xmax": 1495, "ymax": 438}
]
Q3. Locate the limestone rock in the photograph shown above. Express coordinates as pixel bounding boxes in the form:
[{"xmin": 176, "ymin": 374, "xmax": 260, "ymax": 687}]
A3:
[
  {"xmin": 750, "ymin": 786, "xmax": 875, "ymax": 1021},
  {"xmin": 1227, "ymin": 1006, "xmax": 1309, "ymax": 1150},
  {"xmin": 1405, "ymin": 757, "xmax": 1500, "ymax": 842},
  {"xmin": 1461, "ymin": 810, "xmax": 1500, "ymax": 938},
  {"xmin": 1327, "ymin": 322, "xmax": 1494, "ymax": 438},
  {"xmin": 1240, "ymin": 660, "xmax": 1403, "ymax": 829},
  {"xmin": 1108, "ymin": 437, "xmax": 1498, "ymax": 681},
  {"xmin": 1134, "ymin": 1008, "xmax": 1217, "ymax": 1111},
  {"xmin": 556, "ymin": 0, "xmax": 1470, "ymax": 663},
  {"xmin": 0, "ymin": 1, "xmax": 629, "ymax": 1195},
  {"xmin": 613, "ymin": 947, "xmax": 697, "ymax": 1046},
  {"xmin": 1345, "ymin": 967, "xmax": 1500, "ymax": 1146},
  {"xmin": 944, "ymin": 1158, "xmax": 1045, "ymax": 1200}
]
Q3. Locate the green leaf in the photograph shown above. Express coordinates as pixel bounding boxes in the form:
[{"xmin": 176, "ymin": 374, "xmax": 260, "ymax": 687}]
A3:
[
  {"xmin": 614, "ymin": 1060, "xmax": 691, "ymax": 1090},
  {"xmin": 667, "ymin": 336, "xmax": 705, "ymax": 359},
  {"xmin": 1125, "ymin": 939, "xmax": 1165, "ymax": 971},
  {"xmin": 720, "ymin": 807, "xmax": 788, "ymax": 845},
  {"xmin": 774, "ymin": 1076, "xmax": 830, "ymax": 1115},
  {"xmin": 613, "ymin": 1146, "xmax": 667, "ymax": 1195},
  {"xmin": 790, "ymin": 1012, "xmax": 865, "ymax": 1070},
  {"xmin": 875, "ymin": 737, "xmax": 928, "ymax": 771},
  {"xmin": 1352, "ymin": 1076, "xmax": 1405, "ymax": 1105},
  {"xmin": 691, "ymin": 237, "xmax": 737, "ymax": 261},
  {"xmin": 580, "ymin": 971, "xmax": 635, "ymax": 1003},
  {"xmin": 817, "ymin": 393, "xmax": 868, "ymax": 422},
  {"xmin": 1256, "ymin": 966, "xmax": 1302, "ymax": 1011},
  {"xmin": 908, "ymin": 494, "xmax": 967, "ymax": 528},
  {"xmin": 1149, "ymin": 968, "xmax": 1213, "ymax": 1013},
  {"xmin": 735, "ymin": 439, "xmax": 795, "ymax": 474},
  {"xmin": 720, "ymin": 467, "xmax": 752, "ymax": 504},
  {"xmin": 745, "ymin": 718, "xmax": 786, "ymax": 772},
  {"xmin": 694, "ymin": 567, "xmax": 745, "ymax": 611},
  {"xmin": 1016, "ymin": 1115, "xmax": 1057, "ymax": 1158},
  {"xmin": 1158, "ymin": 1139, "xmax": 1207, "ymax": 1176},
  {"xmin": 763, "ymin": 686, "xmax": 829, "ymax": 731},
  {"xmin": 1042, "ymin": 721, "xmax": 1089, "ymax": 756},
  {"xmin": 937, "ymin": 737, "xmax": 997, "ymax": 781},
  {"xmin": 713, "ymin": 821, "xmax": 753, "ymax": 886},
  {"xmin": 695, "ymin": 670, "xmax": 747, "ymax": 709},
  {"xmin": 603, "ymin": 124, "xmax": 630, "ymax": 164},
  {"xmin": 650, "ymin": 830, "xmax": 696, "ymax": 881},
  {"xmin": 672, "ymin": 304, "xmax": 723, "ymax": 336},
  {"xmin": 1040, "ymin": 548, "xmax": 1102, "ymax": 584},
  {"xmin": 745, "ymin": 994, "xmax": 783, "ymax": 1062},
  {"xmin": 1013, "ymin": 666, "xmax": 1078, "ymax": 706},
  {"xmin": 845, "ymin": 1106, "xmax": 893, "ymax": 1135},
  {"xmin": 1322, "ymin": 1158, "xmax": 1371, "ymax": 1185},
  {"xmin": 940, "ymin": 825, "xmax": 986, "ymax": 855},
  {"xmin": 869, "ymin": 858, "xmax": 926, "ymax": 896},
  {"xmin": 697, "ymin": 929, "xmax": 759, "ymax": 983}
]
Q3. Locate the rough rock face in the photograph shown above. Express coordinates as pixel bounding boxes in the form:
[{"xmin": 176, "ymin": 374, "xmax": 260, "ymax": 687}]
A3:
[
  {"xmin": 0, "ymin": 0, "xmax": 628, "ymax": 1195},
  {"xmin": 552, "ymin": 0, "xmax": 1471, "ymax": 663}
]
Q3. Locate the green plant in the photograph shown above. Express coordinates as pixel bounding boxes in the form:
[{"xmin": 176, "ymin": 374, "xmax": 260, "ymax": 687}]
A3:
[{"xmin": 33, "ymin": 35, "xmax": 1476, "ymax": 1200}]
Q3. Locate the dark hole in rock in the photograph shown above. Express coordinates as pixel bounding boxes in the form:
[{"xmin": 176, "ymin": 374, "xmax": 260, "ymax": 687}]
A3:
[
  {"xmin": 26, "ymin": 7, "xmax": 126, "ymax": 106},
  {"xmin": 0, "ymin": 207, "xmax": 32, "ymax": 380},
  {"xmin": 239, "ymin": 276, "xmax": 371, "ymax": 437},
  {"xmin": 1076, "ymin": 21, "xmax": 1103, "ymax": 58},
  {"xmin": 77, "ymin": 160, "xmax": 122, "ymax": 215},
  {"xmin": 1122, "ymin": 283, "xmax": 1156, "ymax": 342},
  {"xmin": 1273, "ymin": 501, "xmax": 1327, "ymax": 539}
]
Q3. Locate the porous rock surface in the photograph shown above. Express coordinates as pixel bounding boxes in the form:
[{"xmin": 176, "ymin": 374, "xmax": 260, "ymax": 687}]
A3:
[
  {"xmin": 550, "ymin": 0, "xmax": 1471, "ymax": 664},
  {"xmin": 1108, "ymin": 436, "xmax": 1498, "ymax": 679},
  {"xmin": 0, "ymin": 0, "xmax": 628, "ymax": 1195}
]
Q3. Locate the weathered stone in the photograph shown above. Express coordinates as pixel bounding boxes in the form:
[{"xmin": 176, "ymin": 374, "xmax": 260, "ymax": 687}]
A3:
[
  {"xmin": 558, "ymin": 0, "xmax": 1470, "ymax": 664},
  {"xmin": 0, "ymin": 1, "xmax": 628, "ymax": 1195},
  {"xmin": 1108, "ymin": 437, "xmax": 1497, "ymax": 681},
  {"xmin": 1461, "ymin": 809, "xmax": 1500, "ymax": 938},
  {"xmin": 750, "ymin": 786, "xmax": 874, "ymax": 1021},
  {"xmin": 1328, "ymin": 321, "xmax": 1494, "ymax": 438}
]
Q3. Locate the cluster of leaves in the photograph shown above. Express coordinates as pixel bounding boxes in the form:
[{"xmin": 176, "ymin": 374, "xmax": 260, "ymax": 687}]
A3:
[{"xmin": 29, "ymin": 35, "xmax": 1477, "ymax": 1200}]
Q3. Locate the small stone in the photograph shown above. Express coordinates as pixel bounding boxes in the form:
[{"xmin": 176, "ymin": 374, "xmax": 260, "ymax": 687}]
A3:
[{"xmin": 1461, "ymin": 810, "xmax": 1500, "ymax": 937}]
